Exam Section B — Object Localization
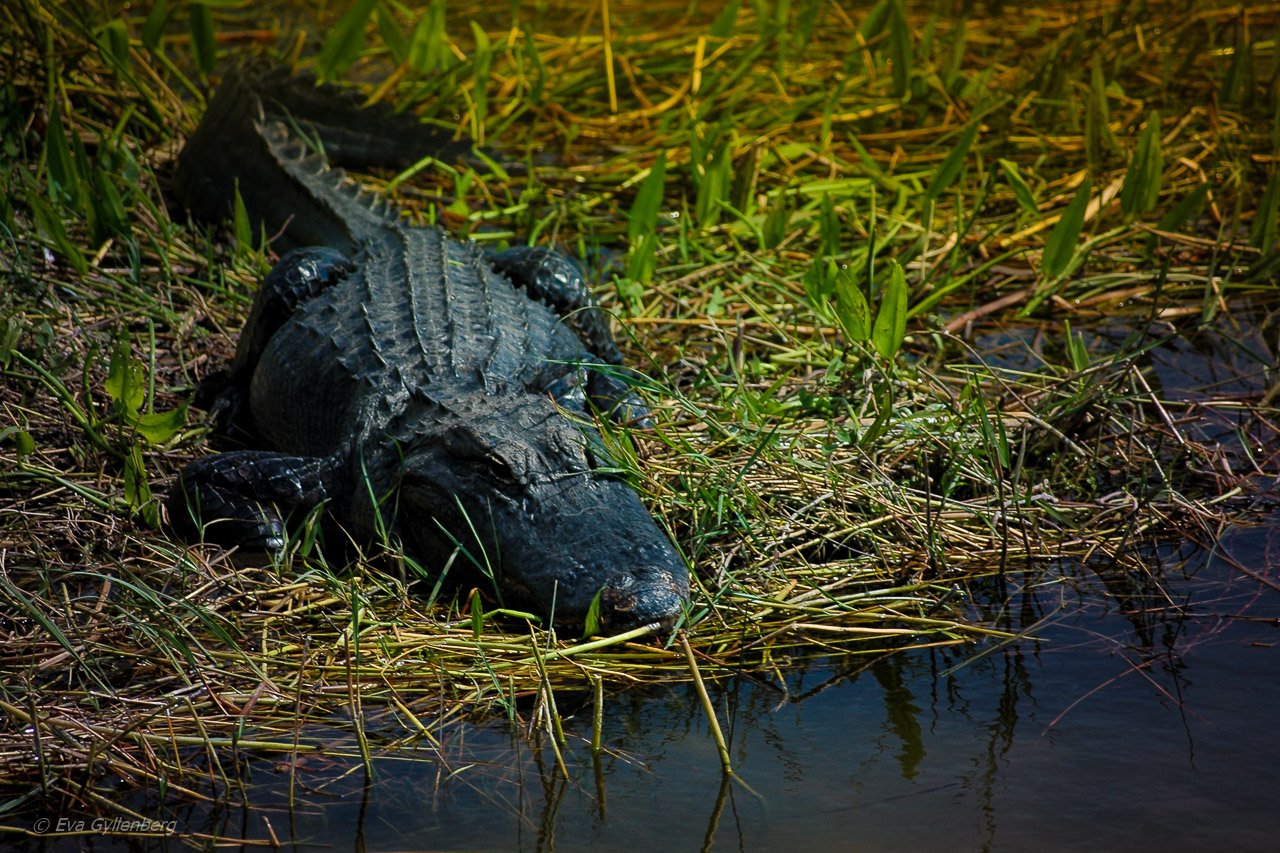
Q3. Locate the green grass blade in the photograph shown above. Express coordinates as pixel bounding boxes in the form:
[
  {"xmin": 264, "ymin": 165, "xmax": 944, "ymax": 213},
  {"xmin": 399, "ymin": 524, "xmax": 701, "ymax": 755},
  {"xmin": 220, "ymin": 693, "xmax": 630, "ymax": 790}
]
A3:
[
  {"xmin": 141, "ymin": 0, "xmax": 169, "ymax": 51},
  {"xmin": 871, "ymin": 259, "xmax": 907, "ymax": 359},
  {"xmin": 834, "ymin": 261, "xmax": 870, "ymax": 342},
  {"xmin": 408, "ymin": 0, "xmax": 448, "ymax": 72},
  {"xmin": 1041, "ymin": 179, "xmax": 1092, "ymax": 279},
  {"xmin": 24, "ymin": 187, "xmax": 87, "ymax": 276},
  {"xmin": 188, "ymin": 2, "xmax": 217, "ymax": 75},
  {"xmin": 1249, "ymin": 168, "xmax": 1280, "ymax": 250},
  {"xmin": 317, "ymin": 0, "xmax": 379, "ymax": 80},
  {"xmin": 628, "ymin": 151, "xmax": 667, "ymax": 243},
  {"xmin": 1120, "ymin": 110, "xmax": 1162, "ymax": 218},
  {"xmin": 710, "ymin": 0, "xmax": 740, "ymax": 38},
  {"xmin": 44, "ymin": 108, "xmax": 80, "ymax": 205},
  {"xmin": 887, "ymin": 0, "xmax": 912, "ymax": 99},
  {"xmin": 926, "ymin": 119, "xmax": 979, "ymax": 202},
  {"xmin": 998, "ymin": 158, "xmax": 1038, "ymax": 216}
]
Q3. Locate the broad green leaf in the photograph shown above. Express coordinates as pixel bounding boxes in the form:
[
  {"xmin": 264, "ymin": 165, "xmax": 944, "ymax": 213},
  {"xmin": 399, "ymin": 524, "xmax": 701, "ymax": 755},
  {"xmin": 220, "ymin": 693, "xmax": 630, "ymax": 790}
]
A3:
[
  {"xmin": 628, "ymin": 151, "xmax": 667, "ymax": 243},
  {"xmin": 0, "ymin": 427, "xmax": 35, "ymax": 457},
  {"xmin": 858, "ymin": 0, "xmax": 892, "ymax": 40},
  {"xmin": 232, "ymin": 179, "xmax": 252, "ymax": 251},
  {"xmin": 887, "ymin": 0, "xmax": 912, "ymax": 99},
  {"xmin": 833, "ymin": 262, "xmax": 870, "ymax": 342},
  {"xmin": 998, "ymin": 158, "xmax": 1039, "ymax": 216},
  {"xmin": 794, "ymin": 0, "xmax": 821, "ymax": 49},
  {"xmin": 761, "ymin": 192, "xmax": 791, "ymax": 249},
  {"xmin": 142, "ymin": 0, "xmax": 169, "ymax": 50},
  {"xmin": 470, "ymin": 589, "xmax": 484, "ymax": 639},
  {"xmin": 317, "ymin": 0, "xmax": 378, "ymax": 80},
  {"xmin": 695, "ymin": 139, "xmax": 731, "ymax": 228},
  {"xmin": 1042, "ymin": 179, "xmax": 1092, "ymax": 278},
  {"xmin": 25, "ymin": 189, "xmax": 87, "ymax": 276},
  {"xmin": 132, "ymin": 405, "xmax": 188, "ymax": 445},
  {"xmin": 871, "ymin": 259, "xmax": 908, "ymax": 359},
  {"xmin": 375, "ymin": 3, "xmax": 409, "ymax": 63},
  {"xmin": 189, "ymin": 3, "xmax": 217, "ymax": 74},
  {"xmin": 469, "ymin": 21, "xmax": 493, "ymax": 125},
  {"xmin": 446, "ymin": 170, "xmax": 472, "ymax": 217},
  {"xmin": 105, "ymin": 339, "xmax": 145, "ymax": 415},
  {"xmin": 818, "ymin": 194, "xmax": 840, "ymax": 257},
  {"xmin": 469, "ymin": 20, "xmax": 493, "ymax": 59},
  {"xmin": 89, "ymin": 167, "xmax": 128, "ymax": 242},
  {"xmin": 858, "ymin": 381, "xmax": 894, "ymax": 447},
  {"xmin": 804, "ymin": 257, "xmax": 835, "ymax": 305},
  {"xmin": 96, "ymin": 19, "xmax": 131, "ymax": 70},
  {"xmin": 626, "ymin": 231, "xmax": 658, "ymax": 283},
  {"xmin": 123, "ymin": 445, "xmax": 153, "ymax": 510},
  {"xmin": 408, "ymin": 0, "xmax": 447, "ymax": 72},
  {"xmin": 1120, "ymin": 110, "xmax": 1162, "ymax": 217},
  {"xmin": 926, "ymin": 118, "xmax": 979, "ymax": 201},
  {"xmin": 582, "ymin": 589, "xmax": 604, "ymax": 638},
  {"xmin": 1090, "ymin": 54, "xmax": 1110, "ymax": 123},
  {"xmin": 0, "ymin": 317, "xmax": 20, "ymax": 368},
  {"xmin": 520, "ymin": 26, "xmax": 546, "ymax": 103},
  {"xmin": 1219, "ymin": 41, "xmax": 1252, "ymax": 104}
]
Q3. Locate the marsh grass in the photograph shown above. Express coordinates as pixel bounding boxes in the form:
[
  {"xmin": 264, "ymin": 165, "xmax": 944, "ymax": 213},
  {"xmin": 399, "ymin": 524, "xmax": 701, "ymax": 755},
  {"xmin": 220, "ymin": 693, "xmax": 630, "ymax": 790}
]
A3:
[{"xmin": 2, "ymin": 0, "xmax": 1278, "ymax": 834}]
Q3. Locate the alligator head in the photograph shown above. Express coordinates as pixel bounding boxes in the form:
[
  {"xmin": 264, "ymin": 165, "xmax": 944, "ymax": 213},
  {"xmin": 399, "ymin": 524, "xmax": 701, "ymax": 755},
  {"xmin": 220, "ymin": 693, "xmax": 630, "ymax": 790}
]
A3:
[{"xmin": 378, "ymin": 392, "xmax": 689, "ymax": 632}]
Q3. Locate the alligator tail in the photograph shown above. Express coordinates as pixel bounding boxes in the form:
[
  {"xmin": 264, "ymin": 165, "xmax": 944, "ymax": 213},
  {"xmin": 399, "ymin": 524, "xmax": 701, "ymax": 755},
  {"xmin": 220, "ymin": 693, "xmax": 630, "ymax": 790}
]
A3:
[{"xmin": 173, "ymin": 64, "xmax": 475, "ymax": 255}]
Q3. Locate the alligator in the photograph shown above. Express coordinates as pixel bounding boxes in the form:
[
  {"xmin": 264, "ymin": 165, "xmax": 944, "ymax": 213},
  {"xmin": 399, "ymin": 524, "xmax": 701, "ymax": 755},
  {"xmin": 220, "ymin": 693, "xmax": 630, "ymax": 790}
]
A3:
[{"xmin": 168, "ymin": 66, "xmax": 689, "ymax": 631}]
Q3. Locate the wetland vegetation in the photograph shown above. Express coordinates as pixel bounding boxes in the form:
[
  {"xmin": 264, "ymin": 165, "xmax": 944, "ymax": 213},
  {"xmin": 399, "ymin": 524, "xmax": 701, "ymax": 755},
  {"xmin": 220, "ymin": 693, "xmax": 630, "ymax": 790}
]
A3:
[{"xmin": 1, "ymin": 0, "xmax": 1277, "ymax": 846}]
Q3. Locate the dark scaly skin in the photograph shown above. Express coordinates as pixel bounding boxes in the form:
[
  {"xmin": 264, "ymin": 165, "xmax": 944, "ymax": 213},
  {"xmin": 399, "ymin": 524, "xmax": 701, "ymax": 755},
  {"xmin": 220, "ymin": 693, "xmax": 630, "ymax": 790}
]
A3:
[{"xmin": 168, "ymin": 66, "xmax": 688, "ymax": 631}]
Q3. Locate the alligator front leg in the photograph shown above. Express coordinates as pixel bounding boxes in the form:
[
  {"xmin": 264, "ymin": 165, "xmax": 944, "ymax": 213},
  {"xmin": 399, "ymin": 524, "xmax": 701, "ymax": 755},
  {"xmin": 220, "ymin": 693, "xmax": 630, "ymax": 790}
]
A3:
[
  {"xmin": 494, "ymin": 246, "xmax": 652, "ymax": 424},
  {"xmin": 207, "ymin": 247, "xmax": 356, "ymax": 438},
  {"xmin": 486, "ymin": 246, "xmax": 623, "ymax": 364},
  {"xmin": 233, "ymin": 247, "xmax": 357, "ymax": 372},
  {"xmin": 169, "ymin": 451, "xmax": 342, "ymax": 552},
  {"xmin": 539, "ymin": 352, "xmax": 652, "ymax": 427}
]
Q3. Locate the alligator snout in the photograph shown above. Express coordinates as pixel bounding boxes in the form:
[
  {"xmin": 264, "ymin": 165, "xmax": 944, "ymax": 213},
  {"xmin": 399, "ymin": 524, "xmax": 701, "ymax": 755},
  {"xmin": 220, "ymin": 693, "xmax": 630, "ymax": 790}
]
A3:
[{"xmin": 600, "ymin": 565, "xmax": 689, "ymax": 631}]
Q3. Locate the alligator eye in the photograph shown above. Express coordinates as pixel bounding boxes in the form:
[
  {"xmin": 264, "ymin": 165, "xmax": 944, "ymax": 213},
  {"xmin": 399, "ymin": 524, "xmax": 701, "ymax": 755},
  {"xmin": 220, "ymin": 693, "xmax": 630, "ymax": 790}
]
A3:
[{"xmin": 484, "ymin": 454, "xmax": 519, "ymax": 484}]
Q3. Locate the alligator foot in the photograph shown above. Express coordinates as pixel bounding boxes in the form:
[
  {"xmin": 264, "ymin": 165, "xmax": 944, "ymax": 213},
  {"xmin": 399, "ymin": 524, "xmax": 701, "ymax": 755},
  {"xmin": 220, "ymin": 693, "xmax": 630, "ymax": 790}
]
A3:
[
  {"xmin": 541, "ymin": 355, "xmax": 652, "ymax": 427},
  {"xmin": 169, "ymin": 450, "xmax": 340, "ymax": 552}
]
